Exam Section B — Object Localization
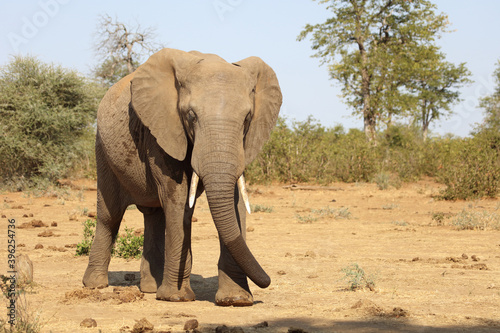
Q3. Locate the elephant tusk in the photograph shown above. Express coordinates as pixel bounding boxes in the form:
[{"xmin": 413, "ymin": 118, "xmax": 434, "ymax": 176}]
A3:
[
  {"xmin": 189, "ymin": 172, "xmax": 199, "ymax": 208},
  {"xmin": 237, "ymin": 175, "xmax": 252, "ymax": 215}
]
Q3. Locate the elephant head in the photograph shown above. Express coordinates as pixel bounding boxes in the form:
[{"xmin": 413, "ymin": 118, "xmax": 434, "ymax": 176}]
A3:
[{"xmin": 130, "ymin": 48, "xmax": 282, "ymax": 288}]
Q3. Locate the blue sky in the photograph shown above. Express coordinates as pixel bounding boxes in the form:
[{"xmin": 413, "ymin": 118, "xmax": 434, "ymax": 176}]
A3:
[{"xmin": 1, "ymin": 0, "xmax": 499, "ymax": 137}]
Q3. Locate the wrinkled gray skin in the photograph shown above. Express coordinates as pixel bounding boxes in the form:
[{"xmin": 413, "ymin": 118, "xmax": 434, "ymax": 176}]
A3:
[{"xmin": 82, "ymin": 48, "xmax": 282, "ymax": 306}]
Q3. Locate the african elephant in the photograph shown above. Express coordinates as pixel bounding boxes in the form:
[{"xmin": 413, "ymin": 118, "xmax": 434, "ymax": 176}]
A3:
[{"xmin": 82, "ymin": 48, "xmax": 282, "ymax": 306}]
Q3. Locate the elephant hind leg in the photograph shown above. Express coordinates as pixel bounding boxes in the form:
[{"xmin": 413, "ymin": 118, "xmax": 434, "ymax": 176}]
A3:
[{"xmin": 139, "ymin": 206, "xmax": 165, "ymax": 293}]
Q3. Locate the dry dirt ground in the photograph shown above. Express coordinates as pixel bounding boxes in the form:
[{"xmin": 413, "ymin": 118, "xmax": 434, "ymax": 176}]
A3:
[{"xmin": 1, "ymin": 179, "xmax": 500, "ymax": 332}]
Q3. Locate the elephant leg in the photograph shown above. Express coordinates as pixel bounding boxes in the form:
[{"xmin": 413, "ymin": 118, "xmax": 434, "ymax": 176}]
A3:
[
  {"xmin": 83, "ymin": 163, "xmax": 127, "ymax": 289},
  {"xmin": 139, "ymin": 207, "xmax": 165, "ymax": 293},
  {"xmin": 215, "ymin": 185, "xmax": 253, "ymax": 306},
  {"xmin": 156, "ymin": 181, "xmax": 195, "ymax": 302}
]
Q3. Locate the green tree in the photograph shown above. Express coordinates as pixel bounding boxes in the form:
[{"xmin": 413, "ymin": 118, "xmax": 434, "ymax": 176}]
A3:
[
  {"xmin": 298, "ymin": 0, "xmax": 450, "ymax": 142},
  {"xmin": 478, "ymin": 59, "xmax": 500, "ymax": 132},
  {"xmin": 407, "ymin": 46, "xmax": 472, "ymax": 140},
  {"xmin": 0, "ymin": 56, "xmax": 104, "ymax": 187},
  {"xmin": 92, "ymin": 14, "xmax": 163, "ymax": 86}
]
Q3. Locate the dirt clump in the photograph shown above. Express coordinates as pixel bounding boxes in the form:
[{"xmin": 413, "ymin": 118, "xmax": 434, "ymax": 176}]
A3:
[
  {"xmin": 18, "ymin": 219, "xmax": 47, "ymax": 229},
  {"xmin": 64, "ymin": 286, "xmax": 144, "ymax": 304},
  {"xmin": 80, "ymin": 318, "xmax": 97, "ymax": 328},
  {"xmin": 183, "ymin": 318, "xmax": 199, "ymax": 331},
  {"xmin": 132, "ymin": 317, "xmax": 154, "ymax": 333}
]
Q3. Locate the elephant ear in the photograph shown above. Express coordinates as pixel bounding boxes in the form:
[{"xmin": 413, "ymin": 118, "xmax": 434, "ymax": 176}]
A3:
[
  {"xmin": 235, "ymin": 57, "xmax": 283, "ymax": 166},
  {"xmin": 131, "ymin": 48, "xmax": 201, "ymax": 161}
]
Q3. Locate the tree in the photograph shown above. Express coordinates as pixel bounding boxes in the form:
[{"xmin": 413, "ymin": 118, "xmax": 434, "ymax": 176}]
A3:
[
  {"xmin": 407, "ymin": 46, "xmax": 471, "ymax": 141},
  {"xmin": 0, "ymin": 56, "xmax": 105, "ymax": 186},
  {"xmin": 298, "ymin": 0, "xmax": 450, "ymax": 142},
  {"xmin": 92, "ymin": 14, "xmax": 163, "ymax": 86},
  {"xmin": 478, "ymin": 59, "xmax": 500, "ymax": 132}
]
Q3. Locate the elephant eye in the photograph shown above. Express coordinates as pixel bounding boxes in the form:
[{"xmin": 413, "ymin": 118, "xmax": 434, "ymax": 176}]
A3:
[{"xmin": 187, "ymin": 109, "xmax": 197, "ymax": 123}]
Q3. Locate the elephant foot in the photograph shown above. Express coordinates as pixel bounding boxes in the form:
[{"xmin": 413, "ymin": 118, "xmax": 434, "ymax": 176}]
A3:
[
  {"xmin": 140, "ymin": 275, "xmax": 158, "ymax": 293},
  {"xmin": 215, "ymin": 269, "xmax": 253, "ymax": 307},
  {"xmin": 82, "ymin": 267, "xmax": 108, "ymax": 289},
  {"xmin": 156, "ymin": 283, "xmax": 195, "ymax": 302}
]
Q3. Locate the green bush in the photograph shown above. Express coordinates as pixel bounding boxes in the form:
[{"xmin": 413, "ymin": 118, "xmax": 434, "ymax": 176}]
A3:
[
  {"xmin": 0, "ymin": 56, "xmax": 104, "ymax": 188},
  {"xmin": 113, "ymin": 227, "xmax": 144, "ymax": 259},
  {"xmin": 437, "ymin": 133, "xmax": 500, "ymax": 200},
  {"xmin": 76, "ymin": 219, "xmax": 97, "ymax": 256},
  {"xmin": 340, "ymin": 263, "xmax": 376, "ymax": 291}
]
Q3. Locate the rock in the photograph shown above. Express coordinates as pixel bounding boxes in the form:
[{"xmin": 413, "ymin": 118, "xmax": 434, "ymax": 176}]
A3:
[
  {"xmin": 69, "ymin": 214, "xmax": 78, "ymax": 221},
  {"xmin": 22, "ymin": 214, "xmax": 28, "ymax": 218},
  {"xmin": 192, "ymin": 216, "xmax": 198, "ymax": 222},
  {"xmin": 64, "ymin": 244, "xmax": 77, "ymax": 248},
  {"xmin": 18, "ymin": 243, "xmax": 25, "ymax": 247},
  {"xmin": 183, "ymin": 319, "xmax": 199, "ymax": 330},
  {"xmin": 215, "ymin": 326, "xmax": 244, "ymax": 333},
  {"xmin": 305, "ymin": 251, "xmax": 316, "ymax": 258},
  {"xmin": 132, "ymin": 317, "xmax": 154, "ymax": 333},
  {"xmin": 471, "ymin": 255, "xmax": 480, "ymax": 261},
  {"xmin": 35, "ymin": 244, "xmax": 43, "ymax": 249},
  {"xmin": 461, "ymin": 253, "xmax": 468, "ymax": 259},
  {"xmin": 1, "ymin": 214, "xmax": 6, "ymax": 218},
  {"xmin": 31, "ymin": 220, "xmax": 46, "ymax": 228},
  {"xmin": 288, "ymin": 328, "xmax": 308, "ymax": 333},
  {"xmin": 80, "ymin": 318, "xmax": 97, "ymax": 328},
  {"xmin": 246, "ymin": 226, "xmax": 255, "ymax": 232},
  {"xmin": 51, "ymin": 222, "xmax": 58, "ymax": 227},
  {"xmin": 87, "ymin": 211, "xmax": 97, "ymax": 218},
  {"xmin": 38, "ymin": 230, "xmax": 54, "ymax": 237},
  {"xmin": 134, "ymin": 228, "xmax": 144, "ymax": 237},
  {"xmin": 253, "ymin": 321, "xmax": 269, "ymax": 328},
  {"xmin": 285, "ymin": 252, "xmax": 292, "ymax": 257},
  {"xmin": 277, "ymin": 270, "xmax": 286, "ymax": 275},
  {"xmin": 15, "ymin": 254, "xmax": 33, "ymax": 285}
]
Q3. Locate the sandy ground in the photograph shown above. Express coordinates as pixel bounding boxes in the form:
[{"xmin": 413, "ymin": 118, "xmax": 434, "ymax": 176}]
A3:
[{"xmin": 1, "ymin": 179, "xmax": 500, "ymax": 332}]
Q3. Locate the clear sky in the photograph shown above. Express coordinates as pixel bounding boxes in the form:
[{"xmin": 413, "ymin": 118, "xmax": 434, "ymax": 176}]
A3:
[{"xmin": 1, "ymin": 0, "xmax": 499, "ymax": 137}]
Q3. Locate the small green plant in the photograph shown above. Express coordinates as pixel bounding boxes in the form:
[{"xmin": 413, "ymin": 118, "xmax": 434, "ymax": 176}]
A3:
[
  {"xmin": 391, "ymin": 220, "xmax": 408, "ymax": 226},
  {"xmin": 450, "ymin": 209, "xmax": 500, "ymax": 231},
  {"xmin": 372, "ymin": 172, "xmax": 402, "ymax": 190},
  {"xmin": 113, "ymin": 227, "xmax": 144, "ymax": 259},
  {"xmin": 341, "ymin": 263, "xmax": 376, "ymax": 291},
  {"xmin": 295, "ymin": 213, "xmax": 319, "ymax": 224},
  {"xmin": 296, "ymin": 206, "xmax": 352, "ymax": 223},
  {"xmin": 431, "ymin": 212, "xmax": 446, "ymax": 225},
  {"xmin": 373, "ymin": 172, "xmax": 390, "ymax": 190},
  {"xmin": 251, "ymin": 204, "xmax": 274, "ymax": 213},
  {"xmin": 75, "ymin": 219, "xmax": 96, "ymax": 256},
  {"xmin": 382, "ymin": 203, "xmax": 399, "ymax": 210}
]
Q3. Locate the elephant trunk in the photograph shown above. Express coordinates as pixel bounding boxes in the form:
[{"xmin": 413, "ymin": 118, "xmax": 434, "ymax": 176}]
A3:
[{"xmin": 197, "ymin": 144, "xmax": 270, "ymax": 288}]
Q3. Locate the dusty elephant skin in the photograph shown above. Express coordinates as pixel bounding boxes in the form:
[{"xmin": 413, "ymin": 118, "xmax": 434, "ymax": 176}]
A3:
[{"xmin": 82, "ymin": 48, "xmax": 282, "ymax": 306}]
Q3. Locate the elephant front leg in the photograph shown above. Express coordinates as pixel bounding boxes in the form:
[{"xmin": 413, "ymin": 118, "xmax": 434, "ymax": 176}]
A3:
[
  {"xmin": 215, "ymin": 186, "xmax": 253, "ymax": 306},
  {"xmin": 83, "ymin": 189, "xmax": 125, "ymax": 289},
  {"xmin": 139, "ymin": 207, "xmax": 165, "ymax": 293},
  {"xmin": 156, "ymin": 193, "xmax": 195, "ymax": 302}
]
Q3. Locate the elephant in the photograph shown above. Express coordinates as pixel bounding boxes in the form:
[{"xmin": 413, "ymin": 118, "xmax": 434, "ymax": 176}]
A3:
[{"xmin": 82, "ymin": 48, "xmax": 282, "ymax": 306}]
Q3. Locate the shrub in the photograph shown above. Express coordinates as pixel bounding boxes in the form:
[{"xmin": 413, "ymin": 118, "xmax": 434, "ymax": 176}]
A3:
[
  {"xmin": 113, "ymin": 227, "xmax": 144, "ymax": 259},
  {"xmin": 0, "ymin": 56, "xmax": 105, "ymax": 188},
  {"xmin": 340, "ymin": 263, "xmax": 376, "ymax": 291},
  {"xmin": 75, "ymin": 219, "xmax": 96, "ymax": 256},
  {"xmin": 437, "ymin": 134, "xmax": 500, "ymax": 200},
  {"xmin": 450, "ymin": 209, "xmax": 500, "ymax": 230}
]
